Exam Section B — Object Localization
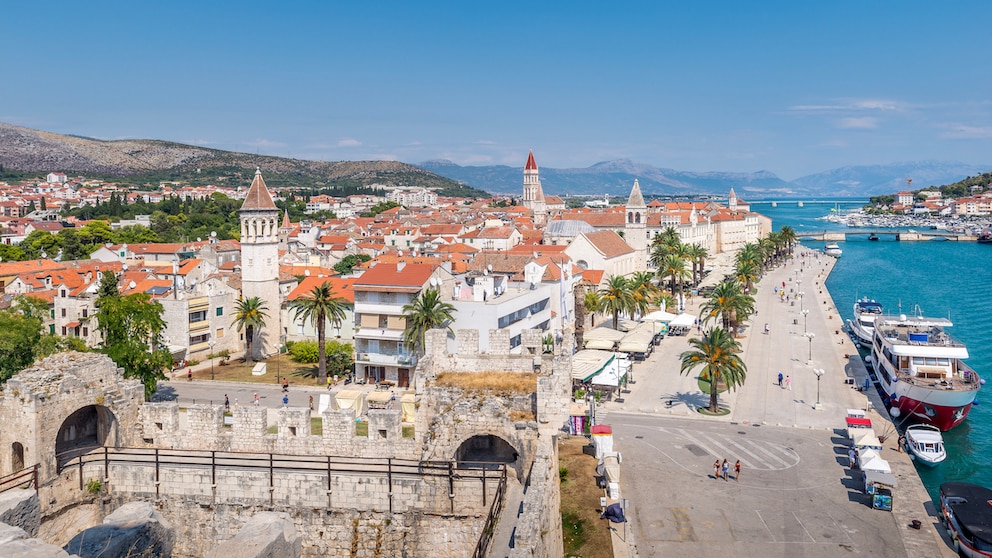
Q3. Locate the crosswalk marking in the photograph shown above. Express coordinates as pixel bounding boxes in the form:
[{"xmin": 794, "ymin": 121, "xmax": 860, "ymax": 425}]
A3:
[{"xmin": 664, "ymin": 427, "xmax": 799, "ymax": 470}]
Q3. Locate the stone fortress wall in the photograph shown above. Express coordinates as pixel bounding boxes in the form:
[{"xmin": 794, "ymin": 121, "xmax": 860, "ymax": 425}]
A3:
[{"xmin": 0, "ymin": 325, "xmax": 571, "ymax": 557}]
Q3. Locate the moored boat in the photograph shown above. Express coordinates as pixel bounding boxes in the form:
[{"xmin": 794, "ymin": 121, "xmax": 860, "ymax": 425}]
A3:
[
  {"xmin": 868, "ymin": 233, "xmax": 879, "ymax": 241},
  {"xmin": 824, "ymin": 243, "xmax": 842, "ymax": 257},
  {"xmin": 847, "ymin": 297, "xmax": 883, "ymax": 347},
  {"xmin": 940, "ymin": 482, "xmax": 992, "ymax": 557},
  {"xmin": 979, "ymin": 231, "xmax": 992, "ymax": 244},
  {"xmin": 904, "ymin": 424, "xmax": 946, "ymax": 466},
  {"xmin": 870, "ymin": 310, "xmax": 981, "ymax": 431}
]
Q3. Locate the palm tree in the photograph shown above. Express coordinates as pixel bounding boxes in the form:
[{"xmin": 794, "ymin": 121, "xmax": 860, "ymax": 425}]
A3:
[
  {"xmin": 402, "ymin": 288, "xmax": 456, "ymax": 355},
  {"xmin": 628, "ymin": 271, "xmax": 658, "ymax": 319},
  {"xmin": 584, "ymin": 290, "xmax": 602, "ymax": 327},
  {"xmin": 658, "ymin": 253, "xmax": 691, "ymax": 297},
  {"xmin": 598, "ymin": 275, "xmax": 633, "ymax": 329},
  {"xmin": 779, "ymin": 225, "xmax": 798, "ymax": 254},
  {"xmin": 699, "ymin": 279, "xmax": 754, "ymax": 331},
  {"xmin": 734, "ymin": 259, "xmax": 761, "ymax": 295},
  {"xmin": 232, "ymin": 296, "xmax": 268, "ymax": 364},
  {"xmin": 288, "ymin": 281, "xmax": 348, "ymax": 382},
  {"xmin": 679, "ymin": 327, "xmax": 747, "ymax": 413},
  {"xmin": 684, "ymin": 243, "xmax": 708, "ymax": 286}
]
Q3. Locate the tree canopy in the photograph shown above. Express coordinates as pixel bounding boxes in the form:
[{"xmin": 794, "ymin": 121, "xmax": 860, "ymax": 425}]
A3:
[{"xmin": 95, "ymin": 291, "xmax": 173, "ymax": 399}]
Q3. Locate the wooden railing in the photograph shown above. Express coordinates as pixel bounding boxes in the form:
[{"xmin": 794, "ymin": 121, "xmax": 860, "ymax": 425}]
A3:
[{"xmin": 0, "ymin": 464, "xmax": 38, "ymax": 494}]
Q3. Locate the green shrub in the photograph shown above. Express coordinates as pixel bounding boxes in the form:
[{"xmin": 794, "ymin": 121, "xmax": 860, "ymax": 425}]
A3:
[
  {"xmin": 85, "ymin": 479, "xmax": 102, "ymax": 494},
  {"xmin": 559, "ymin": 466, "xmax": 569, "ymax": 483},
  {"xmin": 289, "ymin": 340, "xmax": 319, "ymax": 363}
]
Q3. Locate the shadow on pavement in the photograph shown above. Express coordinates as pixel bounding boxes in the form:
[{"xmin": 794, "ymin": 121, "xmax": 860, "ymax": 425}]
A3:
[
  {"xmin": 151, "ymin": 385, "xmax": 178, "ymax": 402},
  {"xmin": 662, "ymin": 391, "xmax": 710, "ymax": 409}
]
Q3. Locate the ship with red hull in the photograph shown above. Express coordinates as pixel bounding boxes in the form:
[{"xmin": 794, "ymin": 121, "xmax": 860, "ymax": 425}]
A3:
[{"xmin": 870, "ymin": 311, "xmax": 980, "ymax": 431}]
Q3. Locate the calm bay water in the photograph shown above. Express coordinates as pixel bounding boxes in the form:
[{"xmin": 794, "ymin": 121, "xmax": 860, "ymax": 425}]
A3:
[{"xmin": 754, "ymin": 199, "xmax": 992, "ymax": 501}]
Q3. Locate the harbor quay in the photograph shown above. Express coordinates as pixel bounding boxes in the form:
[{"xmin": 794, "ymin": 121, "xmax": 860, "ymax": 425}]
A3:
[{"xmin": 598, "ymin": 247, "xmax": 955, "ymax": 557}]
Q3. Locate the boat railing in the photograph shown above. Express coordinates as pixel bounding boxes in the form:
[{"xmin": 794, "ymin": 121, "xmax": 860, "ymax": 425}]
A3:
[{"xmin": 894, "ymin": 367, "xmax": 980, "ymax": 391}]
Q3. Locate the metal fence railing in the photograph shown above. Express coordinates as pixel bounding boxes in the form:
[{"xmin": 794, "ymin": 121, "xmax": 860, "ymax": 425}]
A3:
[{"xmin": 0, "ymin": 464, "xmax": 38, "ymax": 494}]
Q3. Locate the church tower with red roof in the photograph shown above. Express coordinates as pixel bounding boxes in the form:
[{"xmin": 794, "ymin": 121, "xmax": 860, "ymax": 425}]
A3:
[
  {"xmin": 521, "ymin": 150, "xmax": 547, "ymax": 225},
  {"xmin": 238, "ymin": 168, "xmax": 281, "ymax": 358}
]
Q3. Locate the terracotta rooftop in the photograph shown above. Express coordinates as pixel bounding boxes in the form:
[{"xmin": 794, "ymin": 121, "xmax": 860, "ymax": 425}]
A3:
[
  {"xmin": 581, "ymin": 230, "xmax": 634, "ymax": 258},
  {"xmin": 287, "ymin": 276, "xmax": 356, "ymax": 304},
  {"xmin": 353, "ymin": 263, "xmax": 436, "ymax": 291}
]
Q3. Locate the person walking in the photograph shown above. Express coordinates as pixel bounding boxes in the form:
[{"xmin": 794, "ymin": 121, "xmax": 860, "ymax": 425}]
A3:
[
  {"xmin": 777, "ymin": 372, "xmax": 783, "ymax": 387},
  {"xmin": 721, "ymin": 459, "xmax": 729, "ymax": 481},
  {"xmin": 224, "ymin": 394, "xmax": 230, "ymax": 412},
  {"xmin": 714, "ymin": 459, "xmax": 721, "ymax": 480},
  {"xmin": 785, "ymin": 375, "xmax": 792, "ymax": 390},
  {"xmin": 848, "ymin": 448, "xmax": 857, "ymax": 469},
  {"xmin": 253, "ymin": 392, "xmax": 259, "ymax": 406},
  {"xmin": 734, "ymin": 460, "xmax": 741, "ymax": 481},
  {"xmin": 187, "ymin": 368, "xmax": 192, "ymax": 382},
  {"xmin": 309, "ymin": 395, "xmax": 314, "ymax": 411},
  {"xmin": 282, "ymin": 393, "xmax": 289, "ymax": 407}
]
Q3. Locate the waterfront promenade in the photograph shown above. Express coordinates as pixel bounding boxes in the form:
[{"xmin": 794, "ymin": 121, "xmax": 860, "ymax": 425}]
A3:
[{"xmin": 599, "ymin": 248, "xmax": 955, "ymax": 557}]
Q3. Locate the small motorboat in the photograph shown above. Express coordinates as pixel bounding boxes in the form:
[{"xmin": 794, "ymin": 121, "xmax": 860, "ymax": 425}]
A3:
[
  {"xmin": 824, "ymin": 243, "xmax": 842, "ymax": 257},
  {"xmin": 868, "ymin": 233, "xmax": 879, "ymax": 241},
  {"xmin": 904, "ymin": 424, "xmax": 946, "ymax": 466}
]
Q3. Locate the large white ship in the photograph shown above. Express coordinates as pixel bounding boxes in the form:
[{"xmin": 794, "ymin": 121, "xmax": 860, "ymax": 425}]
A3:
[
  {"xmin": 870, "ymin": 311, "xmax": 981, "ymax": 431},
  {"xmin": 847, "ymin": 297, "xmax": 883, "ymax": 347}
]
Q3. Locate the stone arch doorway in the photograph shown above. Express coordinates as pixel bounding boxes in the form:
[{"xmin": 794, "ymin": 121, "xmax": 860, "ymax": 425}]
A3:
[
  {"xmin": 55, "ymin": 405, "xmax": 117, "ymax": 458},
  {"xmin": 11, "ymin": 442, "xmax": 24, "ymax": 471},
  {"xmin": 455, "ymin": 434, "xmax": 518, "ymax": 465}
]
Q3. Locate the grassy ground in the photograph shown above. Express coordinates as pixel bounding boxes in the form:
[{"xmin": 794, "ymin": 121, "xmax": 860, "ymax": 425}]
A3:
[
  {"xmin": 559, "ymin": 436, "xmax": 614, "ymax": 558},
  {"xmin": 434, "ymin": 372, "xmax": 538, "ymax": 396},
  {"xmin": 177, "ymin": 353, "xmax": 321, "ymax": 385}
]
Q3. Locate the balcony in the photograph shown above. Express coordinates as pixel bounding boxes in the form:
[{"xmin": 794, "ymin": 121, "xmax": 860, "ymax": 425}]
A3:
[
  {"xmin": 189, "ymin": 320, "xmax": 209, "ymax": 332},
  {"xmin": 188, "ymin": 297, "xmax": 209, "ymax": 310},
  {"xmin": 355, "ymin": 328, "xmax": 404, "ymax": 341},
  {"xmin": 356, "ymin": 353, "xmax": 417, "ymax": 367},
  {"xmin": 354, "ymin": 302, "xmax": 406, "ymax": 315}
]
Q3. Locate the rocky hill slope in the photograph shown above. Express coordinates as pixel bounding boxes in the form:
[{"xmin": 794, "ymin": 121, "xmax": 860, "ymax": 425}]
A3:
[{"xmin": 0, "ymin": 122, "xmax": 487, "ymax": 197}]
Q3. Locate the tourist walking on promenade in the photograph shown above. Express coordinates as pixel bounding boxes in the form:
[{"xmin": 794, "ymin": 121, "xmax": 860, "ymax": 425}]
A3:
[
  {"xmin": 721, "ymin": 459, "xmax": 729, "ymax": 481},
  {"xmin": 253, "ymin": 392, "xmax": 259, "ymax": 406},
  {"xmin": 714, "ymin": 459, "xmax": 721, "ymax": 480},
  {"xmin": 309, "ymin": 395, "xmax": 314, "ymax": 411},
  {"xmin": 282, "ymin": 393, "xmax": 289, "ymax": 407},
  {"xmin": 785, "ymin": 376, "xmax": 792, "ymax": 390},
  {"xmin": 777, "ymin": 372, "xmax": 783, "ymax": 387},
  {"xmin": 224, "ymin": 394, "xmax": 229, "ymax": 412},
  {"xmin": 734, "ymin": 460, "xmax": 741, "ymax": 481},
  {"xmin": 187, "ymin": 368, "xmax": 192, "ymax": 381}
]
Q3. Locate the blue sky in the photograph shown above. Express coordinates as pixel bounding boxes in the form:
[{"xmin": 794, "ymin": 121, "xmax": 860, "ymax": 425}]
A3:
[{"xmin": 4, "ymin": 1, "xmax": 991, "ymax": 179}]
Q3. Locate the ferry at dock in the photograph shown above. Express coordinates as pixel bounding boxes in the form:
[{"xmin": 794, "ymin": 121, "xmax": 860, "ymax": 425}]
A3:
[{"xmin": 870, "ymin": 311, "xmax": 981, "ymax": 431}]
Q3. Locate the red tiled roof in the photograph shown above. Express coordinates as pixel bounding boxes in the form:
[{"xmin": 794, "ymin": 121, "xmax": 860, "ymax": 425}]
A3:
[
  {"xmin": 286, "ymin": 276, "xmax": 356, "ymax": 303},
  {"xmin": 353, "ymin": 263, "xmax": 436, "ymax": 291},
  {"xmin": 525, "ymin": 150, "xmax": 537, "ymax": 170},
  {"xmin": 582, "ymin": 230, "xmax": 634, "ymax": 257}
]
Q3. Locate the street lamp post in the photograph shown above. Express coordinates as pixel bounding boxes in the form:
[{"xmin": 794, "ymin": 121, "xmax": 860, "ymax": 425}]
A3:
[
  {"xmin": 209, "ymin": 341, "xmax": 215, "ymax": 381},
  {"xmin": 805, "ymin": 332, "xmax": 815, "ymax": 364},
  {"xmin": 813, "ymin": 368, "xmax": 825, "ymax": 409},
  {"xmin": 798, "ymin": 291, "xmax": 805, "ymax": 312},
  {"xmin": 801, "ymin": 309, "xmax": 809, "ymax": 334}
]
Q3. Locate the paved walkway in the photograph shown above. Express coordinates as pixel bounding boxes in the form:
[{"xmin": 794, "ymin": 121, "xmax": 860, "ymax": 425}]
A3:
[{"xmin": 597, "ymin": 248, "xmax": 953, "ymax": 557}]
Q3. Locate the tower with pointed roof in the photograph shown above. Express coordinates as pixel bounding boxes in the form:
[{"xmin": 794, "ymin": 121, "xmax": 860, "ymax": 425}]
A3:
[
  {"xmin": 624, "ymin": 179, "xmax": 648, "ymax": 270},
  {"xmin": 521, "ymin": 150, "xmax": 547, "ymax": 225},
  {"xmin": 239, "ymin": 169, "xmax": 281, "ymax": 357},
  {"xmin": 728, "ymin": 187, "xmax": 738, "ymax": 212}
]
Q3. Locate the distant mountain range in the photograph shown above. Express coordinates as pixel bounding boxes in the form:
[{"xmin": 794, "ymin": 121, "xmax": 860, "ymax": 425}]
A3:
[
  {"xmin": 419, "ymin": 159, "xmax": 992, "ymax": 199},
  {"xmin": 2, "ymin": 122, "xmax": 987, "ymax": 199}
]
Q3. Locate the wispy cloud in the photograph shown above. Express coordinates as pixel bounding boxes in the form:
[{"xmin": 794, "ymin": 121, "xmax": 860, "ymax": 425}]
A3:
[
  {"xmin": 939, "ymin": 124, "xmax": 992, "ymax": 139},
  {"xmin": 836, "ymin": 117, "xmax": 879, "ymax": 129},
  {"xmin": 337, "ymin": 138, "xmax": 361, "ymax": 147},
  {"xmin": 789, "ymin": 99, "xmax": 906, "ymax": 113}
]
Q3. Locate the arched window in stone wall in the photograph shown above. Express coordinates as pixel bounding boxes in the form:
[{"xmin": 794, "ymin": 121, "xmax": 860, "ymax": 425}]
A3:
[{"xmin": 11, "ymin": 442, "xmax": 23, "ymax": 471}]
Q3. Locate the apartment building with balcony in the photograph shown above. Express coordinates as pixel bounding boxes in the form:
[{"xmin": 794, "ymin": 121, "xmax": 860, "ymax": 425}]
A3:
[
  {"xmin": 159, "ymin": 276, "xmax": 239, "ymax": 362},
  {"xmin": 352, "ymin": 262, "xmax": 453, "ymax": 387},
  {"xmin": 448, "ymin": 272, "xmax": 553, "ymax": 353}
]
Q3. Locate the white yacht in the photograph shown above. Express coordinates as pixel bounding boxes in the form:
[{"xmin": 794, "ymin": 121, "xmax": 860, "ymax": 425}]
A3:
[
  {"xmin": 824, "ymin": 243, "xmax": 842, "ymax": 257},
  {"xmin": 847, "ymin": 297, "xmax": 883, "ymax": 347},
  {"xmin": 904, "ymin": 424, "xmax": 946, "ymax": 466}
]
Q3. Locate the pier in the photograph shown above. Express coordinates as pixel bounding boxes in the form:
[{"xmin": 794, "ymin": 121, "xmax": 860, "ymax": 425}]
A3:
[
  {"xmin": 798, "ymin": 230, "xmax": 977, "ymax": 242},
  {"xmin": 598, "ymin": 249, "xmax": 954, "ymax": 557}
]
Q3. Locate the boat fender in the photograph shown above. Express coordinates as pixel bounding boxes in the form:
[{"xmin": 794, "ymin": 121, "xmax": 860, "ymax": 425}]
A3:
[
  {"xmin": 981, "ymin": 378, "xmax": 987, "ymax": 385},
  {"xmin": 890, "ymin": 407, "xmax": 901, "ymax": 418},
  {"xmin": 974, "ymin": 400, "xmax": 980, "ymax": 406}
]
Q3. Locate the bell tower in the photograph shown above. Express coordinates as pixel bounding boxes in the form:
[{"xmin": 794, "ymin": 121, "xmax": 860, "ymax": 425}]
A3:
[
  {"xmin": 624, "ymin": 179, "xmax": 647, "ymax": 271},
  {"xmin": 522, "ymin": 150, "xmax": 547, "ymax": 225},
  {"xmin": 238, "ymin": 168, "xmax": 281, "ymax": 357}
]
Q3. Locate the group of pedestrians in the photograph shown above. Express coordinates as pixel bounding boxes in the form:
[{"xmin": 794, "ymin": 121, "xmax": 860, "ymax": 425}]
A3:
[
  {"xmin": 776, "ymin": 372, "xmax": 792, "ymax": 390},
  {"xmin": 713, "ymin": 458, "xmax": 742, "ymax": 481}
]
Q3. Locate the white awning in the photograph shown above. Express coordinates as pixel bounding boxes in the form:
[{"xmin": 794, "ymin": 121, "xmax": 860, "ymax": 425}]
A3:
[
  {"xmin": 670, "ymin": 313, "xmax": 697, "ymax": 328},
  {"xmin": 584, "ymin": 339, "xmax": 616, "ymax": 351},
  {"xmin": 643, "ymin": 310, "xmax": 677, "ymax": 322},
  {"xmin": 572, "ymin": 350, "xmax": 615, "ymax": 382},
  {"xmin": 583, "ymin": 327, "xmax": 626, "ymax": 342}
]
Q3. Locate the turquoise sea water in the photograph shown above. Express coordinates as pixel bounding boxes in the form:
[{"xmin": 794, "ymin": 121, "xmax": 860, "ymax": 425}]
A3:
[{"xmin": 755, "ymin": 200, "xmax": 992, "ymax": 502}]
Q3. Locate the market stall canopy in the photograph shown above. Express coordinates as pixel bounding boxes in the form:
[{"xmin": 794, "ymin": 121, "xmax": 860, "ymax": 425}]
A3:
[
  {"xmin": 591, "ymin": 359, "xmax": 624, "ymax": 387},
  {"xmin": 583, "ymin": 327, "xmax": 627, "ymax": 343},
  {"xmin": 335, "ymin": 390, "xmax": 365, "ymax": 416},
  {"xmin": 860, "ymin": 454, "xmax": 891, "ymax": 474},
  {"xmin": 854, "ymin": 432, "xmax": 883, "ymax": 451},
  {"xmin": 670, "ymin": 313, "xmax": 697, "ymax": 328},
  {"xmin": 863, "ymin": 470, "xmax": 898, "ymax": 488},
  {"xmin": 584, "ymin": 339, "xmax": 617, "ymax": 351},
  {"xmin": 597, "ymin": 453, "xmax": 621, "ymax": 484},
  {"xmin": 367, "ymin": 391, "xmax": 393, "ymax": 409},
  {"xmin": 846, "ymin": 417, "xmax": 872, "ymax": 428},
  {"xmin": 572, "ymin": 350, "xmax": 616, "ymax": 382},
  {"xmin": 642, "ymin": 310, "xmax": 678, "ymax": 322}
]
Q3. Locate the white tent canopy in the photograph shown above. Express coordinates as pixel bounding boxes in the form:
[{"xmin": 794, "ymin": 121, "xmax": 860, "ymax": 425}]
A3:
[
  {"xmin": 860, "ymin": 455, "xmax": 891, "ymax": 474},
  {"xmin": 583, "ymin": 327, "xmax": 626, "ymax": 342},
  {"xmin": 670, "ymin": 313, "xmax": 697, "ymax": 328},
  {"xmin": 584, "ymin": 339, "xmax": 616, "ymax": 350},
  {"xmin": 572, "ymin": 350, "xmax": 616, "ymax": 382},
  {"xmin": 642, "ymin": 310, "xmax": 677, "ymax": 322}
]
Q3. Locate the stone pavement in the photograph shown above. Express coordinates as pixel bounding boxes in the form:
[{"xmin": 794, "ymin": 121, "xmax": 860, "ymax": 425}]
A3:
[{"xmin": 596, "ymin": 248, "xmax": 954, "ymax": 557}]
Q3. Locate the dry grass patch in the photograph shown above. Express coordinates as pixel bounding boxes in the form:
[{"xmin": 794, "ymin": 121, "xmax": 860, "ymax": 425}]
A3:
[
  {"xmin": 434, "ymin": 372, "xmax": 538, "ymax": 396},
  {"xmin": 510, "ymin": 410, "xmax": 536, "ymax": 422}
]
